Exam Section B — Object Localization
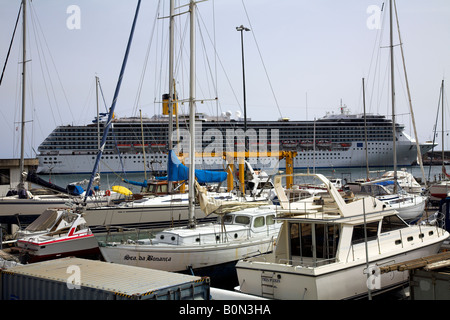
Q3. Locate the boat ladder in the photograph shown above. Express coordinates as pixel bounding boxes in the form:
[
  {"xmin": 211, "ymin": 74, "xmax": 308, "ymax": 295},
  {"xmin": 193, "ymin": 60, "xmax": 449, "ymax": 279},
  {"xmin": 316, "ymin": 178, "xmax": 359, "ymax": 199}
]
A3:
[{"xmin": 260, "ymin": 271, "xmax": 276, "ymax": 298}]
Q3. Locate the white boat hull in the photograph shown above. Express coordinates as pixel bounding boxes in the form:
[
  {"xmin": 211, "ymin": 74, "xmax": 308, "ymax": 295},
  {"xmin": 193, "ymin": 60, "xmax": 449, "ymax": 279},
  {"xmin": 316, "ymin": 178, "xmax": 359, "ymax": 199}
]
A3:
[
  {"xmin": 237, "ymin": 242, "xmax": 443, "ymax": 300},
  {"xmin": 236, "ymin": 224, "xmax": 448, "ymax": 300},
  {"xmin": 382, "ymin": 195, "xmax": 427, "ymax": 223},
  {"xmin": 0, "ymin": 193, "xmax": 125, "ymax": 225},
  {"xmin": 17, "ymin": 233, "xmax": 99, "ymax": 263},
  {"xmin": 99, "ymin": 237, "xmax": 276, "ymax": 272},
  {"xmin": 429, "ymin": 182, "xmax": 450, "ymax": 199},
  {"xmin": 82, "ymin": 194, "xmax": 223, "ymax": 233}
]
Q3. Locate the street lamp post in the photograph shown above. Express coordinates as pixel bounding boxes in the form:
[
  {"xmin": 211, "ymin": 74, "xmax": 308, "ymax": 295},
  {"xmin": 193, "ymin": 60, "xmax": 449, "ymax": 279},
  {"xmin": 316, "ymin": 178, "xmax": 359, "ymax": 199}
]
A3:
[{"xmin": 236, "ymin": 25, "xmax": 250, "ymax": 135}]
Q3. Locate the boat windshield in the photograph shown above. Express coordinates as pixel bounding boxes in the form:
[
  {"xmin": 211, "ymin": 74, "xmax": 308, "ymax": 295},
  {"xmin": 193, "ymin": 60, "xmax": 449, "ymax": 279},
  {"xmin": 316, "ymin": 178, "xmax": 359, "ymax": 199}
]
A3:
[{"xmin": 25, "ymin": 209, "xmax": 58, "ymax": 232}]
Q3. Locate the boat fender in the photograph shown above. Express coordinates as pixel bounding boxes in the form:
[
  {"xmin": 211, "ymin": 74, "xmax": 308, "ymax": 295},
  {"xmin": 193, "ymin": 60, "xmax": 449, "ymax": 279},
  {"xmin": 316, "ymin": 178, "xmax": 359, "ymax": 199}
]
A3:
[{"xmin": 105, "ymin": 189, "xmax": 111, "ymax": 197}]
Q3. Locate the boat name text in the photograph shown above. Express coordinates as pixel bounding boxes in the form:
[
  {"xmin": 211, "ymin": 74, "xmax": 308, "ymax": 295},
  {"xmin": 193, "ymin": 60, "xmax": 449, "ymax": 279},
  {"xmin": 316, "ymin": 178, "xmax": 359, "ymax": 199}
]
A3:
[{"xmin": 123, "ymin": 254, "xmax": 172, "ymax": 262}]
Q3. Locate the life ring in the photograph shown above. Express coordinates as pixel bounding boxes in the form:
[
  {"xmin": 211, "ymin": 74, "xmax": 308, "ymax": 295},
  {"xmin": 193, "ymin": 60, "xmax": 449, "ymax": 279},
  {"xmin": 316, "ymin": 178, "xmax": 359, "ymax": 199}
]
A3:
[{"xmin": 105, "ymin": 189, "xmax": 111, "ymax": 197}]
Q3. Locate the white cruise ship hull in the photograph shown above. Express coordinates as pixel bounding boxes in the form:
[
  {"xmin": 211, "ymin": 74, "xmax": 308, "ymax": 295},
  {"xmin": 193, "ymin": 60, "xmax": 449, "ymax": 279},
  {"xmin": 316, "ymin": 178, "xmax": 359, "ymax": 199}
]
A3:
[{"xmin": 37, "ymin": 140, "xmax": 431, "ymax": 174}]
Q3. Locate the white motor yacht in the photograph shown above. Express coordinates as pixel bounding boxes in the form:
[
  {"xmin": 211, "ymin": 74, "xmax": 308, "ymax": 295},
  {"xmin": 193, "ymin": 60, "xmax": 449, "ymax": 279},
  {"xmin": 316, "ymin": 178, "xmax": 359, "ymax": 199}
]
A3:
[{"xmin": 235, "ymin": 173, "xmax": 449, "ymax": 300}]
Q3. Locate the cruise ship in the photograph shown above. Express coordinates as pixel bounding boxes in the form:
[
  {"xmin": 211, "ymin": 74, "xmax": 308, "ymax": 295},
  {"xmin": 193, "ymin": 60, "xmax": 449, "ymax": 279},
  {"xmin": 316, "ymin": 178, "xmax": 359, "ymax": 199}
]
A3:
[{"xmin": 36, "ymin": 107, "xmax": 434, "ymax": 175}]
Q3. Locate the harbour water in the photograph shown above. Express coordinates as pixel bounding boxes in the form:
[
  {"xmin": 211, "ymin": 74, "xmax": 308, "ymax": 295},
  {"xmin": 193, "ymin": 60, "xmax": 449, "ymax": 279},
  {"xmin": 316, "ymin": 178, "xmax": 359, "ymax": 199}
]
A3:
[{"xmin": 42, "ymin": 165, "xmax": 447, "ymax": 195}]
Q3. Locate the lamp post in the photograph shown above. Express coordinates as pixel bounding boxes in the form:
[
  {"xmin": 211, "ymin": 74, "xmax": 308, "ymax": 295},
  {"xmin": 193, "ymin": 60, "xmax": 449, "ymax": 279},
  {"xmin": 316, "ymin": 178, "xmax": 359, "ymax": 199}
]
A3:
[{"xmin": 236, "ymin": 25, "xmax": 250, "ymax": 134}]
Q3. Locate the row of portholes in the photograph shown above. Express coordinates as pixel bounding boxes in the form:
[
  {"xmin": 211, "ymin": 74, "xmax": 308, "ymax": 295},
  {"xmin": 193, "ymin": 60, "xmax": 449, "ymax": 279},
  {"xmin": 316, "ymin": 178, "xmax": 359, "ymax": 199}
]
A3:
[
  {"xmin": 159, "ymin": 232, "xmax": 240, "ymax": 242},
  {"xmin": 394, "ymin": 230, "xmax": 434, "ymax": 245}
]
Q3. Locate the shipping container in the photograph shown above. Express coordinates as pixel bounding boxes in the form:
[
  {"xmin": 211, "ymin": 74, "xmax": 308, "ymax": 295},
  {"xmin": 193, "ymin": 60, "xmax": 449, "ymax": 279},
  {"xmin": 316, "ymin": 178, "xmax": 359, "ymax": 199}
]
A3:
[
  {"xmin": 1, "ymin": 257, "xmax": 210, "ymax": 300},
  {"xmin": 409, "ymin": 267, "xmax": 450, "ymax": 300}
]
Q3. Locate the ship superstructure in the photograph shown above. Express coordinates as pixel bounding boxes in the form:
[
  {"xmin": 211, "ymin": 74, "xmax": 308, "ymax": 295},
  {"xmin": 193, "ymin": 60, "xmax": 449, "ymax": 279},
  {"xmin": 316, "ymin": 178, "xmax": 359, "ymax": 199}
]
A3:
[{"xmin": 37, "ymin": 107, "xmax": 433, "ymax": 174}]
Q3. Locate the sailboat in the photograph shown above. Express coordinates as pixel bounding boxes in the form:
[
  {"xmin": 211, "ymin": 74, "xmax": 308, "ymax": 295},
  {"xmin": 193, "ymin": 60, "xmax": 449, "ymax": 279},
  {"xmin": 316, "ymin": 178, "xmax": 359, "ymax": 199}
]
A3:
[
  {"xmin": 83, "ymin": 151, "xmax": 273, "ymax": 234},
  {"xmin": 428, "ymin": 80, "xmax": 450, "ymax": 200},
  {"xmin": 344, "ymin": 178, "xmax": 426, "ymax": 223},
  {"xmin": 349, "ymin": 1, "xmax": 427, "ymax": 224},
  {"xmin": 98, "ymin": 1, "xmax": 282, "ymax": 281},
  {"xmin": 382, "ymin": 168, "xmax": 423, "ymax": 194},
  {"xmin": 0, "ymin": 1, "xmax": 127, "ymax": 226}
]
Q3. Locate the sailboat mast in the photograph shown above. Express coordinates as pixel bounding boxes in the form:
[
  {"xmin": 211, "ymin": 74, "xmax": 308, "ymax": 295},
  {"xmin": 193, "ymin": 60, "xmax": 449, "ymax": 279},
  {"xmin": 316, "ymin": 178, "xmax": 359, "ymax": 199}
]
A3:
[
  {"xmin": 84, "ymin": 0, "xmax": 141, "ymax": 203},
  {"xmin": 19, "ymin": 0, "xmax": 27, "ymax": 191},
  {"xmin": 188, "ymin": 0, "xmax": 196, "ymax": 228},
  {"xmin": 442, "ymin": 79, "xmax": 445, "ymax": 174},
  {"xmin": 389, "ymin": 0, "xmax": 398, "ymax": 193},
  {"xmin": 393, "ymin": 0, "xmax": 427, "ymax": 188},
  {"xmin": 168, "ymin": 0, "xmax": 175, "ymax": 193},
  {"xmin": 363, "ymin": 78, "xmax": 369, "ymax": 181}
]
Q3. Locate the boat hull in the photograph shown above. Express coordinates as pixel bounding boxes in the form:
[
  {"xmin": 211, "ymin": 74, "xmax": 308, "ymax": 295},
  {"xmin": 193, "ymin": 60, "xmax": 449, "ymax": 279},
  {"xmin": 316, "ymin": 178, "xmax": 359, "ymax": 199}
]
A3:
[
  {"xmin": 429, "ymin": 182, "xmax": 450, "ymax": 200},
  {"xmin": 17, "ymin": 234, "xmax": 100, "ymax": 263},
  {"xmin": 83, "ymin": 201, "xmax": 217, "ymax": 234},
  {"xmin": 99, "ymin": 237, "xmax": 276, "ymax": 273},
  {"xmin": 236, "ymin": 241, "xmax": 445, "ymax": 300},
  {"xmin": 382, "ymin": 195, "xmax": 427, "ymax": 223}
]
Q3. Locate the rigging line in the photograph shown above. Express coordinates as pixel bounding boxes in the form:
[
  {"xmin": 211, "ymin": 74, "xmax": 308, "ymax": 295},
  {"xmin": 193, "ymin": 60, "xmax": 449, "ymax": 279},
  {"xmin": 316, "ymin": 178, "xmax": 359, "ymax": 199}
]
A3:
[
  {"xmin": 97, "ymin": 78, "xmax": 128, "ymax": 176},
  {"xmin": 241, "ymin": 0, "xmax": 282, "ymax": 119},
  {"xmin": 196, "ymin": 12, "xmax": 218, "ymax": 113},
  {"xmin": 0, "ymin": 3, "xmax": 22, "ymax": 86},
  {"xmin": 195, "ymin": 9, "xmax": 241, "ymax": 111},
  {"xmin": 29, "ymin": 2, "xmax": 74, "ymax": 122},
  {"xmin": 30, "ymin": 2, "xmax": 61, "ymax": 124},
  {"xmin": 367, "ymin": 3, "xmax": 388, "ymax": 115},
  {"xmin": 132, "ymin": 0, "xmax": 161, "ymax": 117},
  {"xmin": 212, "ymin": 0, "xmax": 218, "ymax": 120},
  {"xmin": 428, "ymin": 83, "xmax": 442, "ymax": 180},
  {"xmin": 196, "ymin": 3, "xmax": 220, "ymax": 117}
]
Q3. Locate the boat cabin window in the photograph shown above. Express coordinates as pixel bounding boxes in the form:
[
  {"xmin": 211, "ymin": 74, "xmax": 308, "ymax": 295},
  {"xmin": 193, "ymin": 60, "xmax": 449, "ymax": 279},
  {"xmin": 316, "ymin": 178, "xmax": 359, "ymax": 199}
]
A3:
[
  {"xmin": 253, "ymin": 216, "xmax": 265, "ymax": 228},
  {"xmin": 0, "ymin": 169, "xmax": 10, "ymax": 185},
  {"xmin": 266, "ymin": 215, "xmax": 275, "ymax": 225},
  {"xmin": 289, "ymin": 222, "xmax": 340, "ymax": 266},
  {"xmin": 234, "ymin": 215, "xmax": 250, "ymax": 225},
  {"xmin": 351, "ymin": 222, "xmax": 379, "ymax": 245},
  {"xmin": 381, "ymin": 214, "xmax": 408, "ymax": 233}
]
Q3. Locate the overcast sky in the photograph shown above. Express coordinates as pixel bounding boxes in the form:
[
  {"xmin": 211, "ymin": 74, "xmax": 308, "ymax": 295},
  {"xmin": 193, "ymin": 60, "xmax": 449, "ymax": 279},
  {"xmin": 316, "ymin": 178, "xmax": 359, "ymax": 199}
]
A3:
[{"xmin": 1, "ymin": 0, "xmax": 449, "ymax": 159}]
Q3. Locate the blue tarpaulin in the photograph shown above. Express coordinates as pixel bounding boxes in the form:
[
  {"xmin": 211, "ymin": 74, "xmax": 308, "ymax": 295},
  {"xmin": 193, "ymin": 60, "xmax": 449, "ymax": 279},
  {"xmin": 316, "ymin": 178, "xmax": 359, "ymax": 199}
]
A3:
[
  {"xmin": 167, "ymin": 150, "xmax": 227, "ymax": 183},
  {"xmin": 67, "ymin": 185, "xmax": 85, "ymax": 196},
  {"xmin": 374, "ymin": 180, "xmax": 394, "ymax": 186}
]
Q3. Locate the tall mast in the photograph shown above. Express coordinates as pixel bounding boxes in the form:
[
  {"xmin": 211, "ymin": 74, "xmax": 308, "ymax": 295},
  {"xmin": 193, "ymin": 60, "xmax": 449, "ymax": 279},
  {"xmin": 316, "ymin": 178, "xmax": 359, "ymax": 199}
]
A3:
[
  {"xmin": 187, "ymin": 0, "xmax": 196, "ymax": 228},
  {"xmin": 442, "ymin": 80, "xmax": 445, "ymax": 175},
  {"xmin": 168, "ymin": 0, "xmax": 175, "ymax": 193},
  {"xmin": 363, "ymin": 78, "xmax": 369, "ymax": 181},
  {"xmin": 84, "ymin": 0, "xmax": 141, "ymax": 203},
  {"xmin": 389, "ymin": 0, "xmax": 398, "ymax": 193},
  {"xmin": 19, "ymin": 0, "xmax": 27, "ymax": 191},
  {"xmin": 393, "ymin": 0, "xmax": 427, "ymax": 188}
]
